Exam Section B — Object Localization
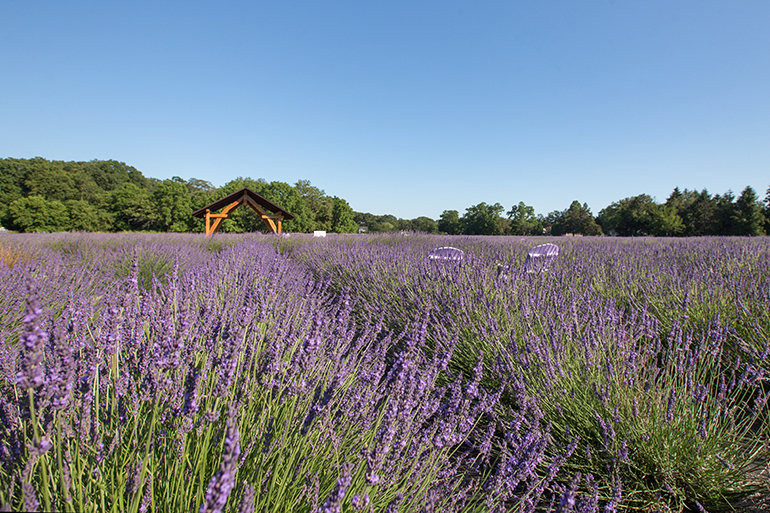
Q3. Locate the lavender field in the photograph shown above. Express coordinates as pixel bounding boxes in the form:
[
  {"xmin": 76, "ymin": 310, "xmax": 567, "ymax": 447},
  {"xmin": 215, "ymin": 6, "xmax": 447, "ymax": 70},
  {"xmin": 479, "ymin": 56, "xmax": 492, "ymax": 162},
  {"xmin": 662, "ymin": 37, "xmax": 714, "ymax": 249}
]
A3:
[{"xmin": 0, "ymin": 233, "xmax": 768, "ymax": 512}]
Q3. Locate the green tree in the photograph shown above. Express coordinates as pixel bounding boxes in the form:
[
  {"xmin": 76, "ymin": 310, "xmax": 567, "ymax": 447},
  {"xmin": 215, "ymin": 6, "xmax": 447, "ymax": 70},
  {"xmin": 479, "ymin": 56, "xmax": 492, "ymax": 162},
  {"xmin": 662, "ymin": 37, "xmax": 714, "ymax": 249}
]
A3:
[
  {"xmin": 61, "ymin": 162, "xmax": 102, "ymax": 202},
  {"xmin": 330, "ymin": 197, "xmax": 358, "ymax": 233},
  {"xmin": 23, "ymin": 160, "xmax": 77, "ymax": 201},
  {"xmin": 717, "ymin": 191, "xmax": 743, "ymax": 235},
  {"xmin": 9, "ymin": 195, "xmax": 69, "ymax": 232},
  {"xmin": 109, "ymin": 182, "xmax": 156, "ymax": 231},
  {"xmin": 353, "ymin": 212, "xmax": 375, "ymax": 232},
  {"xmin": 735, "ymin": 186, "xmax": 766, "ymax": 235},
  {"xmin": 153, "ymin": 179, "xmax": 193, "ymax": 232},
  {"xmin": 84, "ymin": 160, "xmax": 149, "ymax": 192},
  {"xmin": 437, "ymin": 210, "xmax": 461, "ymax": 235},
  {"xmin": 764, "ymin": 184, "xmax": 770, "ymax": 234},
  {"xmin": 0, "ymin": 158, "xmax": 28, "ymax": 227},
  {"xmin": 410, "ymin": 216, "xmax": 438, "ymax": 234},
  {"xmin": 673, "ymin": 189, "xmax": 719, "ymax": 236},
  {"xmin": 295, "ymin": 180, "xmax": 333, "ymax": 231},
  {"xmin": 372, "ymin": 214, "xmax": 398, "ymax": 232},
  {"xmin": 651, "ymin": 204, "xmax": 684, "ymax": 236},
  {"xmin": 551, "ymin": 201, "xmax": 602, "ymax": 236},
  {"xmin": 65, "ymin": 200, "xmax": 114, "ymax": 232},
  {"xmin": 507, "ymin": 202, "xmax": 543, "ymax": 235},
  {"xmin": 255, "ymin": 181, "xmax": 314, "ymax": 233},
  {"xmin": 353, "ymin": 213, "xmax": 399, "ymax": 232},
  {"xmin": 186, "ymin": 178, "xmax": 215, "ymax": 193},
  {"xmin": 598, "ymin": 195, "xmax": 659, "ymax": 236},
  {"xmin": 461, "ymin": 202, "xmax": 505, "ymax": 235}
]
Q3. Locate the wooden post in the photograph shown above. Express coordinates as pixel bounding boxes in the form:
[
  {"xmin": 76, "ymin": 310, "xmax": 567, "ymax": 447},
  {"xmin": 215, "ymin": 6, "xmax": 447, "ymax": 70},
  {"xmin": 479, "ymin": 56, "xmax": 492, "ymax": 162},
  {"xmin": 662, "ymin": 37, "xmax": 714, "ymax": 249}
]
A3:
[
  {"xmin": 205, "ymin": 200, "xmax": 241, "ymax": 237},
  {"xmin": 243, "ymin": 195, "xmax": 279, "ymax": 233},
  {"xmin": 195, "ymin": 189, "xmax": 292, "ymax": 236}
]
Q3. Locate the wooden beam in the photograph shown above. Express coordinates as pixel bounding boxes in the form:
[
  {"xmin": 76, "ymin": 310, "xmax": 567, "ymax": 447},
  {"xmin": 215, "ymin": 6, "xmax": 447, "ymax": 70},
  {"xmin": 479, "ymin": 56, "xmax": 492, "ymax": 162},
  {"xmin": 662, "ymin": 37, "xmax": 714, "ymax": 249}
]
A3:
[
  {"xmin": 244, "ymin": 195, "xmax": 279, "ymax": 233},
  {"xmin": 201, "ymin": 192, "xmax": 290, "ymax": 236},
  {"xmin": 205, "ymin": 199, "xmax": 243, "ymax": 236}
]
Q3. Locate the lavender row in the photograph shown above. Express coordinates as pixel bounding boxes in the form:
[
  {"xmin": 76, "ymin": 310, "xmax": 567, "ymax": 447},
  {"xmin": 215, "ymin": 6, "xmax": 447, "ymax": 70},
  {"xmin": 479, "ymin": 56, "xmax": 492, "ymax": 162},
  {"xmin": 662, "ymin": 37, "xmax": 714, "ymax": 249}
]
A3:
[
  {"xmin": 1, "ymin": 233, "xmax": 768, "ymax": 512},
  {"xmin": 294, "ymin": 234, "xmax": 770, "ymax": 511},
  {"xmin": 1, "ymin": 234, "xmax": 565, "ymax": 512}
]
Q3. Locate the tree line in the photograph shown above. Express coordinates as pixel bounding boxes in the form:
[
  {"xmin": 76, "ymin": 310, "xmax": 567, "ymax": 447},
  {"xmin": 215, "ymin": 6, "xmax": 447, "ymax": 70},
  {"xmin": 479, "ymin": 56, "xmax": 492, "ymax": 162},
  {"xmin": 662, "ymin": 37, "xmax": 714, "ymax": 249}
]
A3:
[
  {"xmin": 1, "ymin": 157, "xmax": 768, "ymax": 236},
  {"xmin": 436, "ymin": 185, "xmax": 769, "ymax": 237},
  {"xmin": 0, "ymin": 158, "xmax": 358, "ymax": 234}
]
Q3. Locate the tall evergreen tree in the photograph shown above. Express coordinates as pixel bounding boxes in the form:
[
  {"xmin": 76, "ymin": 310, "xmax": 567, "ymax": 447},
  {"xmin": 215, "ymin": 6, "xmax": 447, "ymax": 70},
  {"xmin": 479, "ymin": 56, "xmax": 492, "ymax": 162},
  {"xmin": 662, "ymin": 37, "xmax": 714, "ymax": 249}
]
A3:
[
  {"xmin": 764, "ymin": 184, "xmax": 770, "ymax": 234},
  {"xmin": 735, "ymin": 186, "xmax": 766, "ymax": 235}
]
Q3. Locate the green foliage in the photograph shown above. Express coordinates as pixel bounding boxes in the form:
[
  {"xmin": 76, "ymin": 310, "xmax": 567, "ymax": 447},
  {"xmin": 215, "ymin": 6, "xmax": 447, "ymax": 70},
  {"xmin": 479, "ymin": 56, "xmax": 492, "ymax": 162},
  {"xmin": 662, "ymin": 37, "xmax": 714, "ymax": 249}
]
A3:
[
  {"xmin": 597, "ymin": 194, "xmax": 682, "ymax": 236},
  {"xmin": 735, "ymin": 186, "xmax": 766, "ymax": 236},
  {"xmin": 764, "ymin": 184, "xmax": 770, "ymax": 234},
  {"xmin": 296, "ymin": 180, "xmax": 333, "ymax": 231},
  {"xmin": 0, "ymin": 158, "xmax": 28, "ymax": 227},
  {"xmin": 410, "ymin": 216, "xmax": 438, "ymax": 234},
  {"xmin": 438, "ymin": 210, "xmax": 462, "ymax": 235},
  {"xmin": 359, "ymin": 213, "xmax": 397, "ymax": 233},
  {"xmin": 3, "ymin": 157, "xmax": 766, "ymax": 238},
  {"xmin": 507, "ymin": 201, "xmax": 543, "ymax": 235},
  {"xmin": 551, "ymin": 201, "xmax": 602, "ymax": 236},
  {"xmin": 9, "ymin": 195, "xmax": 70, "ymax": 232},
  {"xmin": 669, "ymin": 189, "xmax": 720, "ymax": 236},
  {"xmin": 461, "ymin": 202, "xmax": 505, "ymax": 235},
  {"xmin": 650, "ymin": 204, "xmax": 685, "ymax": 236},
  {"xmin": 153, "ymin": 179, "xmax": 194, "ymax": 232},
  {"xmin": 23, "ymin": 160, "xmax": 77, "ymax": 202},
  {"xmin": 255, "ymin": 180, "xmax": 315, "ymax": 233},
  {"xmin": 109, "ymin": 182, "xmax": 156, "ymax": 232},
  {"xmin": 65, "ymin": 200, "xmax": 114, "ymax": 232},
  {"xmin": 330, "ymin": 196, "xmax": 358, "ymax": 233}
]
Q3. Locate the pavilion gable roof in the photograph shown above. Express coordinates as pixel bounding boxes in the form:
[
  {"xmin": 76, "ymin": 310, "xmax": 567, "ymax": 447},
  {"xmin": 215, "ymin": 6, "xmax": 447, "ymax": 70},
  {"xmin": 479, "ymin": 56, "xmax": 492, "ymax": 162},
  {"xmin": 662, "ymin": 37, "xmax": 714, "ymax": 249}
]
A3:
[{"xmin": 191, "ymin": 188, "xmax": 295, "ymax": 220}]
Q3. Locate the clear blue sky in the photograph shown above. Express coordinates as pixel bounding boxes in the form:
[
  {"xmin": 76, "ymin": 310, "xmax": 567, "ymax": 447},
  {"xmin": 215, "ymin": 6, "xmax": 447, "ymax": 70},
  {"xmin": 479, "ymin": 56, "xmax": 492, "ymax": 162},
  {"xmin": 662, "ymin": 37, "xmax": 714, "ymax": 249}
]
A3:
[{"xmin": 2, "ymin": 1, "xmax": 768, "ymax": 219}]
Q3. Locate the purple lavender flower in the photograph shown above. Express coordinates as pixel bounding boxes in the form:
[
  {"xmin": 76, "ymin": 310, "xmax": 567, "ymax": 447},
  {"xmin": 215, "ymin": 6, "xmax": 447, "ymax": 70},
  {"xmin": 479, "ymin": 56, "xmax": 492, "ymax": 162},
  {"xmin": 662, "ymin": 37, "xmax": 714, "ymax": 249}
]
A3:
[
  {"xmin": 200, "ymin": 409, "xmax": 241, "ymax": 513},
  {"xmin": 556, "ymin": 472, "xmax": 581, "ymax": 513},
  {"xmin": 16, "ymin": 285, "xmax": 46, "ymax": 390},
  {"xmin": 715, "ymin": 454, "xmax": 733, "ymax": 470},
  {"xmin": 352, "ymin": 493, "xmax": 370, "ymax": 511},
  {"xmin": 666, "ymin": 387, "xmax": 676, "ymax": 423},
  {"xmin": 21, "ymin": 482, "xmax": 39, "ymax": 513},
  {"xmin": 317, "ymin": 463, "xmax": 352, "ymax": 513},
  {"xmin": 238, "ymin": 483, "xmax": 256, "ymax": 513},
  {"xmin": 44, "ymin": 324, "xmax": 76, "ymax": 410}
]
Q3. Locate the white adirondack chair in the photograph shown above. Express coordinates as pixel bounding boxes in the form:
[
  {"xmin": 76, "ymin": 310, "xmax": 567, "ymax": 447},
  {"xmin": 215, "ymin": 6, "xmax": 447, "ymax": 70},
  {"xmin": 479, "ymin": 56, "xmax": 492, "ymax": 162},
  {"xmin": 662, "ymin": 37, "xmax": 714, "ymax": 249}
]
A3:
[
  {"xmin": 428, "ymin": 246, "xmax": 464, "ymax": 263},
  {"xmin": 497, "ymin": 243, "xmax": 559, "ymax": 278}
]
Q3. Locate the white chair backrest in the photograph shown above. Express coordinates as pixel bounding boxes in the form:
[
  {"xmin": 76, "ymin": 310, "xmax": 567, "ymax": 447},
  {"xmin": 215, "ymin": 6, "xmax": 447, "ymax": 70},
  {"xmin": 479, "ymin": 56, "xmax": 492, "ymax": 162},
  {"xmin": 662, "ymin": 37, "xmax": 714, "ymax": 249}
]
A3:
[
  {"xmin": 428, "ymin": 246, "xmax": 464, "ymax": 262},
  {"xmin": 522, "ymin": 243, "xmax": 559, "ymax": 273}
]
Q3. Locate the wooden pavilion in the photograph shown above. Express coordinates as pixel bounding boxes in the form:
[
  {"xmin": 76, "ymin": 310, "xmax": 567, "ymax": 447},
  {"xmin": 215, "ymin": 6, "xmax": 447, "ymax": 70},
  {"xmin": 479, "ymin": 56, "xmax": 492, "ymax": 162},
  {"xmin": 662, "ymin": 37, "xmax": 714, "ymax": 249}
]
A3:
[{"xmin": 191, "ymin": 188, "xmax": 295, "ymax": 236}]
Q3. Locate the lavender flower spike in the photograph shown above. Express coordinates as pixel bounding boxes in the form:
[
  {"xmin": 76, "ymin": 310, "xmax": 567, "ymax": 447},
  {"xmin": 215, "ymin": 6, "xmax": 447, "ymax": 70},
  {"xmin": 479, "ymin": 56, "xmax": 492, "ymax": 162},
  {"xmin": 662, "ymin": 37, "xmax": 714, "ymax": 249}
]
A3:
[
  {"xmin": 16, "ymin": 283, "xmax": 47, "ymax": 390},
  {"xmin": 318, "ymin": 463, "xmax": 353, "ymax": 513},
  {"xmin": 200, "ymin": 408, "xmax": 241, "ymax": 513}
]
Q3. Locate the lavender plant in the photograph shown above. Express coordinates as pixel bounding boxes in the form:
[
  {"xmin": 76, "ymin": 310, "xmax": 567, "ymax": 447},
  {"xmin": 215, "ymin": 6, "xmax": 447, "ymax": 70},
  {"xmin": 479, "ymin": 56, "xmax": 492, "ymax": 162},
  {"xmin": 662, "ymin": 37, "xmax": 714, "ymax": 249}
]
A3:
[
  {"xmin": 296, "ymin": 234, "xmax": 770, "ymax": 511},
  {"xmin": 1, "ymin": 233, "xmax": 768, "ymax": 512},
  {"xmin": 1, "ymin": 235, "xmax": 506, "ymax": 512}
]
